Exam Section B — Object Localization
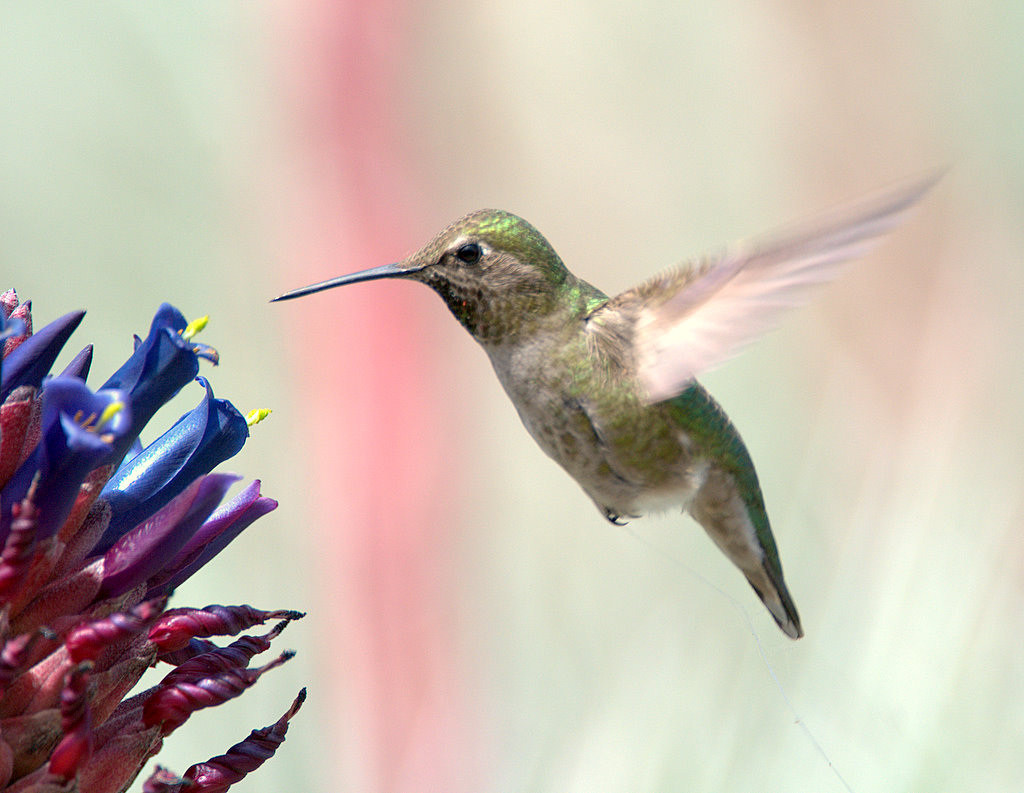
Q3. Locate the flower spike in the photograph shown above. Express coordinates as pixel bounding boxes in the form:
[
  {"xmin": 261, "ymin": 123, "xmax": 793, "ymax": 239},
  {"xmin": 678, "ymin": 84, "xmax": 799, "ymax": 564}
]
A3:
[
  {"xmin": 65, "ymin": 598, "xmax": 167, "ymax": 664},
  {"xmin": 0, "ymin": 291, "xmax": 301, "ymax": 792},
  {"xmin": 155, "ymin": 620, "xmax": 293, "ymax": 689}
]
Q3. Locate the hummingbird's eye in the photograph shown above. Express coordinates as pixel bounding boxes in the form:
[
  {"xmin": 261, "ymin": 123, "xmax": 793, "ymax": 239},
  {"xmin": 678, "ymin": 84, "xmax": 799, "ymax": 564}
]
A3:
[{"xmin": 454, "ymin": 242, "xmax": 482, "ymax": 264}]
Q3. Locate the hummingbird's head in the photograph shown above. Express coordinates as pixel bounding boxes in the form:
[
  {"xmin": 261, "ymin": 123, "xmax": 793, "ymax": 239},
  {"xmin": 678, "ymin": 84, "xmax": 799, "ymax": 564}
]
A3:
[
  {"xmin": 274, "ymin": 209, "xmax": 573, "ymax": 343},
  {"xmin": 401, "ymin": 209, "xmax": 573, "ymax": 339}
]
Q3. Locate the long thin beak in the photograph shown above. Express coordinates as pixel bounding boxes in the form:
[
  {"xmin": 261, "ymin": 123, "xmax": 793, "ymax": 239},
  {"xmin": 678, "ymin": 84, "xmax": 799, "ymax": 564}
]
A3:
[{"xmin": 271, "ymin": 262, "xmax": 411, "ymax": 302}]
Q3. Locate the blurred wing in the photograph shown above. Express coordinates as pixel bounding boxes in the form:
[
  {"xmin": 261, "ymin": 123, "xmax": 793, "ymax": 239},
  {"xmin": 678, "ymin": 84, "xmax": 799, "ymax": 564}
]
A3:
[{"xmin": 614, "ymin": 172, "xmax": 940, "ymax": 404}]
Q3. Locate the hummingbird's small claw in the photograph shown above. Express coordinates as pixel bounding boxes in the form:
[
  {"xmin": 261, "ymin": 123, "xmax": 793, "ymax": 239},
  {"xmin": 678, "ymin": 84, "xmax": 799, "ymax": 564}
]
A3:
[{"xmin": 603, "ymin": 509, "xmax": 629, "ymax": 526}]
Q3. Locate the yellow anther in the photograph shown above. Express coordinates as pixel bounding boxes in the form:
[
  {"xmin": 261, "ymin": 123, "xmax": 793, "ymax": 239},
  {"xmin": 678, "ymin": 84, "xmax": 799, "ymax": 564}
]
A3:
[
  {"xmin": 97, "ymin": 401, "xmax": 125, "ymax": 430},
  {"xmin": 181, "ymin": 315, "xmax": 209, "ymax": 341},
  {"xmin": 246, "ymin": 408, "xmax": 272, "ymax": 427}
]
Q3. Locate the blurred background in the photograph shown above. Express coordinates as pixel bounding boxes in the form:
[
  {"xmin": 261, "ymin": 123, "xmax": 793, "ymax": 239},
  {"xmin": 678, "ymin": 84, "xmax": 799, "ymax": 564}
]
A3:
[{"xmin": 2, "ymin": 2, "xmax": 1022, "ymax": 791}]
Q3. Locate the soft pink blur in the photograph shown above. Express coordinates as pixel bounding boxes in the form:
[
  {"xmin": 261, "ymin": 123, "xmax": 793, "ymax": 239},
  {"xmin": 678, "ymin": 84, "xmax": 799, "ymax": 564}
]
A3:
[{"xmin": 278, "ymin": 3, "xmax": 478, "ymax": 791}]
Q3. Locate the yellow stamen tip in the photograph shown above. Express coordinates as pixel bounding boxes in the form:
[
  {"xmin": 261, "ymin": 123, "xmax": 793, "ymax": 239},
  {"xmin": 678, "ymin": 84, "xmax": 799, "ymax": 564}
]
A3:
[
  {"xmin": 246, "ymin": 408, "xmax": 272, "ymax": 427},
  {"xmin": 97, "ymin": 401, "xmax": 125, "ymax": 430},
  {"xmin": 181, "ymin": 315, "xmax": 210, "ymax": 341}
]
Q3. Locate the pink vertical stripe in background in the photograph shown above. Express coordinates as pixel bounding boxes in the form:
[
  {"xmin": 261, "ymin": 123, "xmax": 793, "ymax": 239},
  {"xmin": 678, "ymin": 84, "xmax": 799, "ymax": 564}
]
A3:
[{"xmin": 281, "ymin": 3, "xmax": 479, "ymax": 791}]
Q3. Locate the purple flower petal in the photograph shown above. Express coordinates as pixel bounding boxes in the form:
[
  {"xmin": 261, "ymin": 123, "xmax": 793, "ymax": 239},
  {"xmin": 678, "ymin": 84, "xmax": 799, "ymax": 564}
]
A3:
[
  {"xmin": 99, "ymin": 472, "xmax": 240, "ymax": 599},
  {"xmin": 147, "ymin": 481, "xmax": 277, "ymax": 596}
]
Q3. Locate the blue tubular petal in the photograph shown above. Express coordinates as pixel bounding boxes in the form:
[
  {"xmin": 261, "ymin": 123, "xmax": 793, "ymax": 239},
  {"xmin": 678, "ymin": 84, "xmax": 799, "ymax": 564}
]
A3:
[
  {"xmin": 94, "ymin": 378, "xmax": 249, "ymax": 552},
  {"xmin": 60, "ymin": 345, "xmax": 94, "ymax": 381},
  {"xmin": 37, "ymin": 379, "xmax": 131, "ymax": 538},
  {"xmin": 0, "ymin": 311, "xmax": 85, "ymax": 402},
  {"xmin": 0, "ymin": 378, "xmax": 131, "ymax": 541},
  {"xmin": 120, "ymin": 436, "xmax": 144, "ymax": 469},
  {"xmin": 32, "ymin": 416, "xmax": 111, "ymax": 539},
  {"xmin": 101, "ymin": 305, "xmax": 202, "ymax": 464},
  {"xmin": 99, "ymin": 472, "xmax": 240, "ymax": 598},
  {"xmin": 102, "ymin": 304, "xmax": 188, "ymax": 393}
]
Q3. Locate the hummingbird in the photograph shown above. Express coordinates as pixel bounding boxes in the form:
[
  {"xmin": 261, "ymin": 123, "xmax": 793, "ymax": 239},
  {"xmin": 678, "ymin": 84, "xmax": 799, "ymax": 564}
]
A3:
[{"xmin": 274, "ymin": 174, "xmax": 937, "ymax": 639}]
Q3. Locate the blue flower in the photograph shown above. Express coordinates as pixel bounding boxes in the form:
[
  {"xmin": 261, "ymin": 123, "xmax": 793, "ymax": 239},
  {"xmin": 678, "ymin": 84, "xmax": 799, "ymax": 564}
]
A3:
[
  {"xmin": 101, "ymin": 304, "xmax": 219, "ymax": 465},
  {"xmin": 96, "ymin": 377, "xmax": 249, "ymax": 550},
  {"xmin": 0, "ymin": 377, "xmax": 131, "ymax": 542}
]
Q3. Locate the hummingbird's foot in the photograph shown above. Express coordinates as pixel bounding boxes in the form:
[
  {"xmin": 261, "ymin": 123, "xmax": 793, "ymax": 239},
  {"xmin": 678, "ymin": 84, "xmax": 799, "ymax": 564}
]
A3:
[{"xmin": 603, "ymin": 509, "xmax": 629, "ymax": 526}]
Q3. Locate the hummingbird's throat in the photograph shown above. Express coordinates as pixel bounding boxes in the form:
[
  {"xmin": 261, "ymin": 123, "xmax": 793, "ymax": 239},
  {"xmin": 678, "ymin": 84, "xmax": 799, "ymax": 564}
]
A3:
[
  {"xmin": 422, "ymin": 271, "xmax": 564, "ymax": 345},
  {"xmin": 421, "ymin": 270, "xmax": 486, "ymax": 338}
]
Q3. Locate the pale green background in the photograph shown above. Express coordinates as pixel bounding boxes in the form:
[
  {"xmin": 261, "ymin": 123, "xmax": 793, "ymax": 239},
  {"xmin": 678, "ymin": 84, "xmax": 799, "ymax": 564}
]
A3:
[{"xmin": 2, "ymin": 2, "xmax": 1023, "ymax": 792}]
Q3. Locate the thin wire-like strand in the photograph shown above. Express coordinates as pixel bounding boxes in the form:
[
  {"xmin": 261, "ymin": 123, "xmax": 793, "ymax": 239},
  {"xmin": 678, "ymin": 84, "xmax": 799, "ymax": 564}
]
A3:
[{"xmin": 619, "ymin": 523, "xmax": 855, "ymax": 793}]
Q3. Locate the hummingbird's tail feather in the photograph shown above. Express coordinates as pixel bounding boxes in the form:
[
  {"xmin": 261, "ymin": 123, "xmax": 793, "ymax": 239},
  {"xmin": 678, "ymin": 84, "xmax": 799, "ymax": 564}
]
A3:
[
  {"xmin": 689, "ymin": 466, "xmax": 804, "ymax": 639},
  {"xmin": 744, "ymin": 563, "xmax": 804, "ymax": 640}
]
